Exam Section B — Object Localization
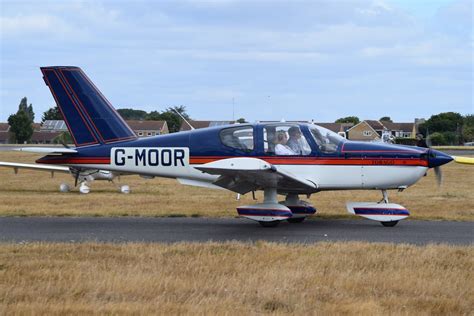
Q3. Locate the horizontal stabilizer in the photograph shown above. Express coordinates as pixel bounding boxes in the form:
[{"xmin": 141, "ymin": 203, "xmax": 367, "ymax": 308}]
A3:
[
  {"xmin": 452, "ymin": 156, "xmax": 474, "ymax": 165},
  {"xmin": 14, "ymin": 147, "xmax": 77, "ymax": 154}
]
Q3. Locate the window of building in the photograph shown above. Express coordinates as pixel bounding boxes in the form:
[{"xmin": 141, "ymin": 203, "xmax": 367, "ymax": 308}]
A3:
[
  {"xmin": 263, "ymin": 124, "xmax": 311, "ymax": 156},
  {"xmin": 363, "ymin": 130, "xmax": 372, "ymax": 137},
  {"xmin": 220, "ymin": 126, "xmax": 254, "ymax": 151}
]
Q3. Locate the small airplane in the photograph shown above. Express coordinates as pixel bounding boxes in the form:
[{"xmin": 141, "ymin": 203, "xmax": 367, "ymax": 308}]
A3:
[
  {"xmin": 0, "ymin": 149, "xmax": 130, "ymax": 194},
  {"xmin": 0, "ymin": 66, "xmax": 470, "ymax": 227}
]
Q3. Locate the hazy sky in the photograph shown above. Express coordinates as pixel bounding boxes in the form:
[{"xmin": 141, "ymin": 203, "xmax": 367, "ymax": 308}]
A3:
[{"xmin": 1, "ymin": 0, "xmax": 472, "ymax": 123}]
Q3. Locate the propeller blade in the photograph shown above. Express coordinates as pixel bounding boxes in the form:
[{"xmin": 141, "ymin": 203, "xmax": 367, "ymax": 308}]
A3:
[
  {"xmin": 425, "ymin": 129, "xmax": 433, "ymax": 148},
  {"xmin": 434, "ymin": 166, "xmax": 443, "ymax": 187}
]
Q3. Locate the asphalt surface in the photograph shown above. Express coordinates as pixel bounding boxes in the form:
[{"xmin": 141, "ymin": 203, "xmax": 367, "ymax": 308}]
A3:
[{"xmin": 0, "ymin": 217, "xmax": 472, "ymax": 245}]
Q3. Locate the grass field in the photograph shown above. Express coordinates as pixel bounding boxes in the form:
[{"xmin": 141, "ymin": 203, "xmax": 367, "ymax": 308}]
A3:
[
  {"xmin": 0, "ymin": 151, "xmax": 473, "ymax": 220},
  {"xmin": 0, "ymin": 242, "xmax": 472, "ymax": 315}
]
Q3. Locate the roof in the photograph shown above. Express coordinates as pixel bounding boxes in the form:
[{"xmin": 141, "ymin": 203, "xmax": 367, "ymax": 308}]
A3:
[
  {"xmin": 30, "ymin": 131, "xmax": 62, "ymax": 142},
  {"xmin": 365, "ymin": 120, "xmax": 385, "ymax": 130},
  {"xmin": 125, "ymin": 120, "xmax": 166, "ymax": 131},
  {"xmin": 41, "ymin": 120, "xmax": 68, "ymax": 131},
  {"xmin": 0, "ymin": 123, "xmax": 9, "ymax": 132},
  {"xmin": 380, "ymin": 121, "xmax": 414, "ymax": 132},
  {"xmin": 316, "ymin": 123, "xmax": 354, "ymax": 133}
]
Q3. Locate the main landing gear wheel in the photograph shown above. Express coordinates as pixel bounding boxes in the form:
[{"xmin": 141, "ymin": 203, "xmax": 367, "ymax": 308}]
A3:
[
  {"xmin": 259, "ymin": 221, "xmax": 280, "ymax": 228},
  {"xmin": 381, "ymin": 221, "xmax": 399, "ymax": 227},
  {"xmin": 287, "ymin": 217, "xmax": 305, "ymax": 223}
]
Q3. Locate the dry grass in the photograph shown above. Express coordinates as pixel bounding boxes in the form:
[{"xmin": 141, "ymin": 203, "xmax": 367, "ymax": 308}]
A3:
[
  {"xmin": 0, "ymin": 242, "xmax": 472, "ymax": 315},
  {"xmin": 0, "ymin": 151, "xmax": 473, "ymax": 220}
]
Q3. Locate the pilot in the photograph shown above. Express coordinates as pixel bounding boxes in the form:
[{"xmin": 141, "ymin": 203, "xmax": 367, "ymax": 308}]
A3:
[
  {"xmin": 287, "ymin": 126, "xmax": 311, "ymax": 155},
  {"xmin": 274, "ymin": 131, "xmax": 296, "ymax": 155}
]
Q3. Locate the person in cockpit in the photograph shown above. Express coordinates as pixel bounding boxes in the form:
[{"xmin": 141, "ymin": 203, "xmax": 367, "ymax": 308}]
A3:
[
  {"xmin": 274, "ymin": 131, "xmax": 296, "ymax": 155},
  {"xmin": 287, "ymin": 126, "xmax": 311, "ymax": 155}
]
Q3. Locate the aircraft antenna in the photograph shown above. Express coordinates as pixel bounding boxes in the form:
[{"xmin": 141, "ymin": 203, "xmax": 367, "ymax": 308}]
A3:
[
  {"xmin": 232, "ymin": 97, "xmax": 235, "ymax": 122},
  {"xmin": 173, "ymin": 108, "xmax": 195, "ymax": 130}
]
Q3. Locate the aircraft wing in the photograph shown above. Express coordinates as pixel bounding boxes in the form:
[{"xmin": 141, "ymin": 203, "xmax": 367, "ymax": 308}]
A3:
[
  {"xmin": 14, "ymin": 147, "xmax": 77, "ymax": 154},
  {"xmin": 0, "ymin": 162, "xmax": 70, "ymax": 173},
  {"xmin": 195, "ymin": 157, "xmax": 317, "ymax": 194}
]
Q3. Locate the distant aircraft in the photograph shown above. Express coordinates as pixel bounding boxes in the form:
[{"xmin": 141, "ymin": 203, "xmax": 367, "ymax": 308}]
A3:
[
  {"xmin": 0, "ymin": 66, "xmax": 469, "ymax": 227},
  {"xmin": 0, "ymin": 150, "xmax": 129, "ymax": 194}
]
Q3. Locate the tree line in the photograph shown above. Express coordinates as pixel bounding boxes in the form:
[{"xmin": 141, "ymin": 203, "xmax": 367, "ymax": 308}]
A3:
[
  {"xmin": 335, "ymin": 113, "xmax": 473, "ymax": 145},
  {"xmin": 5, "ymin": 96, "xmax": 474, "ymax": 145}
]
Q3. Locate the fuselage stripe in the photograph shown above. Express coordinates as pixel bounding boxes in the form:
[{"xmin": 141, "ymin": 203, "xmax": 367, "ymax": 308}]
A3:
[{"xmin": 35, "ymin": 155, "xmax": 428, "ymax": 166}]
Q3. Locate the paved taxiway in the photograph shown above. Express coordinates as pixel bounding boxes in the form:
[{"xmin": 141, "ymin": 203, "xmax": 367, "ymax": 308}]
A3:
[{"xmin": 0, "ymin": 217, "xmax": 472, "ymax": 245}]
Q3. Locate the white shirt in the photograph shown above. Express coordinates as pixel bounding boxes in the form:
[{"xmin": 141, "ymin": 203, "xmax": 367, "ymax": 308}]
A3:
[{"xmin": 275, "ymin": 144, "xmax": 296, "ymax": 155}]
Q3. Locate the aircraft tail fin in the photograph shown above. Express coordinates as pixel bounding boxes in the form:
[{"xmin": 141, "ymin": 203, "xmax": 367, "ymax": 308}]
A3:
[{"xmin": 40, "ymin": 66, "xmax": 136, "ymax": 147}]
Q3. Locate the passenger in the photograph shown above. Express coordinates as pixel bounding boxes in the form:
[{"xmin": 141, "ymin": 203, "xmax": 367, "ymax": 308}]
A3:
[
  {"xmin": 274, "ymin": 131, "xmax": 296, "ymax": 155},
  {"xmin": 287, "ymin": 126, "xmax": 311, "ymax": 155}
]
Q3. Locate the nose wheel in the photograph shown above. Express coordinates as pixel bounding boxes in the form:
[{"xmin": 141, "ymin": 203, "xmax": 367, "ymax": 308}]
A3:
[{"xmin": 381, "ymin": 221, "xmax": 399, "ymax": 227}]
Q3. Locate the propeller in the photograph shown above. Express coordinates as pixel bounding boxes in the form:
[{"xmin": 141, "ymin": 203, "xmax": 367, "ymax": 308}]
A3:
[{"xmin": 434, "ymin": 166, "xmax": 443, "ymax": 187}]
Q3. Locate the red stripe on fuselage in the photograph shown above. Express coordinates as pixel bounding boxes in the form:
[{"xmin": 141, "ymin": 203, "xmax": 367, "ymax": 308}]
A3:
[
  {"xmin": 36, "ymin": 155, "xmax": 428, "ymax": 167},
  {"xmin": 189, "ymin": 156, "xmax": 428, "ymax": 166}
]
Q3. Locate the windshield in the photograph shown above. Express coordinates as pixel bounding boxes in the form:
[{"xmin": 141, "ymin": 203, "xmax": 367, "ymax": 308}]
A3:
[{"xmin": 309, "ymin": 125, "xmax": 345, "ymax": 154}]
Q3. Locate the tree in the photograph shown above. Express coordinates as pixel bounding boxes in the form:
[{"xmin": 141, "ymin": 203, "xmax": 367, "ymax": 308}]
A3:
[
  {"xmin": 42, "ymin": 106, "xmax": 63, "ymax": 122},
  {"xmin": 117, "ymin": 108, "xmax": 148, "ymax": 120},
  {"xmin": 462, "ymin": 114, "xmax": 474, "ymax": 143},
  {"xmin": 379, "ymin": 116, "xmax": 392, "ymax": 122},
  {"xmin": 18, "ymin": 97, "xmax": 35, "ymax": 122},
  {"xmin": 8, "ymin": 99, "xmax": 34, "ymax": 144},
  {"xmin": 428, "ymin": 132, "xmax": 446, "ymax": 146},
  {"xmin": 423, "ymin": 112, "xmax": 463, "ymax": 134},
  {"xmin": 419, "ymin": 112, "xmax": 464, "ymax": 145},
  {"xmin": 236, "ymin": 118, "xmax": 247, "ymax": 123},
  {"xmin": 335, "ymin": 116, "xmax": 359, "ymax": 124},
  {"xmin": 146, "ymin": 105, "xmax": 189, "ymax": 133}
]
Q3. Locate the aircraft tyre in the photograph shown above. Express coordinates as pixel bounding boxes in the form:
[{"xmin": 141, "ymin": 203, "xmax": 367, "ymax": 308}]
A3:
[
  {"xmin": 287, "ymin": 217, "xmax": 305, "ymax": 223},
  {"xmin": 259, "ymin": 221, "xmax": 280, "ymax": 228},
  {"xmin": 381, "ymin": 221, "xmax": 399, "ymax": 227}
]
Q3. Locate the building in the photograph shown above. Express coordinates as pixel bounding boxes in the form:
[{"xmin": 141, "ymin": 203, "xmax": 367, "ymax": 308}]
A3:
[
  {"xmin": 347, "ymin": 120, "xmax": 416, "ymax": 141},
  {"xmin": 0, "ymin": 119, "xmax": 169, "ymax": 144},
  {"xmin": 316, "ymin": 123, "xmax": 354, "ymax": 138},
  {"xmin": 41, "ymin": 120, "xmax": 68, "ymax": 132},
  {"xmin": 0, "ymin": 123, "xmax": 10, "ymax": 144},
  {"xmin": 126, "ymin": 120, "xmax": 168, "ymax": 137}
]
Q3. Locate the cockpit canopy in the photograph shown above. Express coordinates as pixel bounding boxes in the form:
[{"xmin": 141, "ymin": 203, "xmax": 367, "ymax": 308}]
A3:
[{"xmin": 219, "ymin": 122, "xmax": 345, "ymax": 155}]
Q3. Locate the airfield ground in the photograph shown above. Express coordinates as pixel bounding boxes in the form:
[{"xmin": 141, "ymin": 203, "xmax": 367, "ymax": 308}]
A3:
[
  {"xmin": 1, "ymin": 242, "xmax": 472, "ymax": 315},
  {"xmin": 1, "ymin": 150, "xmax": 473, "ymax": 315},
  {"xmin": 0, "ymin": 151, "xmax": 472, "ymax": 220}
]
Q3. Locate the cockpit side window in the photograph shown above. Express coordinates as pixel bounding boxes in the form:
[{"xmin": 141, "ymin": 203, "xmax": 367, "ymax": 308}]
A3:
[
  {"xmin": 263, "ymin": 124, "xmax": 311, "ymax": 156},
  {"xmin": 220, "ymin": 126, "xmax": 254, "ymax": 151},
  {"xmin": 310, "ymin": 125, "xmax": 344, "ymax": 154}
]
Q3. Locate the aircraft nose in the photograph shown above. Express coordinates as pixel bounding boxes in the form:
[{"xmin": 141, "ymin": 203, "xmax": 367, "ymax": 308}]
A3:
[{"xmin": 428, "ymin": 149, "xmax": 453, "ymax": 168}]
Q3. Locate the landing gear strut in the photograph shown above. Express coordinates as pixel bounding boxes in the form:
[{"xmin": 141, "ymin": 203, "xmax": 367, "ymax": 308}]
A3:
[
  {"xmin": 237, "ymin": 188, "xmax": 292, "ymax": 227},
  {"xmin": 281, "ymin": 194, "xmax": 316, "ymax": 224},
  {"xmin": 378, "ymin": 190, "xmax": 398, "ymax": 227},
  {"xmin": 236, "ymin": 191, "xmax": 316, "ymax": 227}
]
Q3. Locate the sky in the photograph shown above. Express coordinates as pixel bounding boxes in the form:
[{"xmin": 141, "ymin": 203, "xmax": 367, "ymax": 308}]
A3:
[{"xmin": 0, "ymin": 0, "xmax": 472, "ymax": 123}]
